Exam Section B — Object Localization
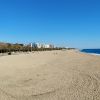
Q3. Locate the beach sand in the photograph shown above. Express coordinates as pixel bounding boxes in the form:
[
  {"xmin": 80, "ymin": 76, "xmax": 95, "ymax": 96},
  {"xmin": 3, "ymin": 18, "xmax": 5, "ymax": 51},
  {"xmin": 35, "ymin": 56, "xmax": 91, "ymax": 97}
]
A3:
[{"xmin": 0, "ymin": 50, "xmax": 100, "ymax": 100}]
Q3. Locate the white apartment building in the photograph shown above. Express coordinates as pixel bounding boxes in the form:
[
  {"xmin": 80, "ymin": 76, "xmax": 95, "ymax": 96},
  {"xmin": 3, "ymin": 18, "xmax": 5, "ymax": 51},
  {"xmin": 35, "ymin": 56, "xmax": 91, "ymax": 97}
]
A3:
[{"xmin": 32, "ymin": 43, "xmax": 54, "ymax": 49}]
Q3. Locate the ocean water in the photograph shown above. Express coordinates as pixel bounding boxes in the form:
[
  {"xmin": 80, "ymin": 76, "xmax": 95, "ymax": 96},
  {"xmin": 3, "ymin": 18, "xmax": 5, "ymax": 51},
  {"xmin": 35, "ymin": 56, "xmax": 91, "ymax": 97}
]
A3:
[{"xmin": 81, "ymin": 49, "xmax": 100, "ymax": 55}]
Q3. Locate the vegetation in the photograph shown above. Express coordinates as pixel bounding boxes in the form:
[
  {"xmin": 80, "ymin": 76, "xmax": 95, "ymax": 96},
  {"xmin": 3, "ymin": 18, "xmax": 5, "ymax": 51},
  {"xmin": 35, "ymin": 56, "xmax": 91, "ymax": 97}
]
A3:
[{"xmin": 0, "ymin": 42, "xmax": 74, "ymax": 55}]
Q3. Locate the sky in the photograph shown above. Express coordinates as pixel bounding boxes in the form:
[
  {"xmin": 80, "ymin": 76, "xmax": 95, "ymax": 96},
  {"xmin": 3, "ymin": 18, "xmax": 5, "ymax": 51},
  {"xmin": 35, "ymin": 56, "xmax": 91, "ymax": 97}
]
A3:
[{"xmin": 0, "ymin": 0, "xmax": 100, "ymax": 48}]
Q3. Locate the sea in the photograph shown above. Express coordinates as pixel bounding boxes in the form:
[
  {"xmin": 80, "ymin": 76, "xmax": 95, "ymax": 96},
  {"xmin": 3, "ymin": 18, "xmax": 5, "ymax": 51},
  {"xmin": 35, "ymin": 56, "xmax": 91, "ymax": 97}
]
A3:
[{"xmin": 81, "ymin": 49, "xmax": 100, "ymax": 55}]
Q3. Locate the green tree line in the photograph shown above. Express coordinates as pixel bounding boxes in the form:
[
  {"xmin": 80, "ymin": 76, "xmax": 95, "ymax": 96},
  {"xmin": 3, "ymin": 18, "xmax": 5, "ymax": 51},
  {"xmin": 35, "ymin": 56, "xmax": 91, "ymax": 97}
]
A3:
[{"xmin": 0, "ymin": 43, "xmax": 67, "ymax": 54}]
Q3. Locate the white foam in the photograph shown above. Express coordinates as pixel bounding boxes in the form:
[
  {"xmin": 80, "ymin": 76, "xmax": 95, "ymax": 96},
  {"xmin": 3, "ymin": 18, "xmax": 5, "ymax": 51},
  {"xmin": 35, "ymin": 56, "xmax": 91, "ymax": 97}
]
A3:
[
  {"xmin": 90, "ymin": 53, "xmax": 100, "ymax": 56},
  {"xmin": 83, "ymin": 52, "xmax": 100, "ymax": 56},
  {"xmin": 80, "ymin": 51, "xmax": 100, "ymax": 56}
]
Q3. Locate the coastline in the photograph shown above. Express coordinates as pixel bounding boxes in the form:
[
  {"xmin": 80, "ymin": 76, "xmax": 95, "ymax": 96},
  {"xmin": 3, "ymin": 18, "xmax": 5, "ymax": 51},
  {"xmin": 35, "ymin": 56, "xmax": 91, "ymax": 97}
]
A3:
[{"xmin": 80, "ymin": 49, "xmax": 100, "ymax": 56}]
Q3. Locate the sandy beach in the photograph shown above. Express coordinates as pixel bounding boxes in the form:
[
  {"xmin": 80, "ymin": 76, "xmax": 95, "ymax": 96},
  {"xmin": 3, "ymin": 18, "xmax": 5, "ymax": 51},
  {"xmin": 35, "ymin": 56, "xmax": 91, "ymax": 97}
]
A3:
[{"xmin": 0, "ymin": 50, "xmax": 100, "ymax": 100}]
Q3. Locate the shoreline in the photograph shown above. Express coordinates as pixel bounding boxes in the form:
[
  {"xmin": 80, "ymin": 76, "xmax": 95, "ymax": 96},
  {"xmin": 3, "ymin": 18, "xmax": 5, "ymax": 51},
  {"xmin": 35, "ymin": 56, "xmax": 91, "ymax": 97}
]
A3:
[
  {"xmin": 78, "ymin": 49, "xmax": 100, "ymax": 56},
  {"xmin": 80, "ymin": 49, "xmax": 100, "ymax": 56}
]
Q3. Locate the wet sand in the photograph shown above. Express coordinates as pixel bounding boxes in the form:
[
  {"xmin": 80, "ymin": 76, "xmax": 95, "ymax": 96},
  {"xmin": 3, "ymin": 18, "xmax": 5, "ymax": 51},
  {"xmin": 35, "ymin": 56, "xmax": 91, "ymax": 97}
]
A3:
[{"xmin": 0, "ymin": 50, "xmax": 100, "ymax": 100}]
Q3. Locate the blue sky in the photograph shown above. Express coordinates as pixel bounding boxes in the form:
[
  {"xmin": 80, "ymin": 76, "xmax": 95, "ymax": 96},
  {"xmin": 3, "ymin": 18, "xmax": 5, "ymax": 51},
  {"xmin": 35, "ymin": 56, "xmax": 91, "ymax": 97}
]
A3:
[{"xmin": 0, "ymin": 0, "xmax": 100, "ymax": 48}]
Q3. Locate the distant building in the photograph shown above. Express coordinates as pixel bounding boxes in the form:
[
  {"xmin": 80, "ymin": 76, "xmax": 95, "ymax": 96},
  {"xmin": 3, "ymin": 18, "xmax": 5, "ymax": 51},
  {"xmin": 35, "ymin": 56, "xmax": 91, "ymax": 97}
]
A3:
[
  {"xmin": 32, "ymin": 43, "xmax": 42, "ymax": 48},
  {"xmin": 36, "ymin": 43, "xmax": 42, "ymax": 48},
  {"xmin": 44, "ymin": 44, "xmax": 54, "ymax": 48},
  {"xmin": 49, "ymin": 44, "xmax": 54, "ymax": 48},
  {"xmin": 31, "ymin": 43, "xmax": 54, "ymax": 49},
  {"xmin": 44, "ymin": 44, "xmax": 50, "ymax": 48}
]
